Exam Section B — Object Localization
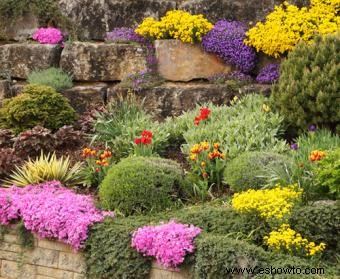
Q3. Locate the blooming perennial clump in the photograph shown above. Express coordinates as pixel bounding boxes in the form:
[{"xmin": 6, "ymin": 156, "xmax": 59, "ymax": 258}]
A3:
[
  {"xmin": 264, "ymin": 224, "xmax": 326, "ymax": 256},
  {"xmin": 131, "ymin": 221, "xmax": 201, "ymax": 268},
  {"xmin": 245, "ymin": 0, "xmax": 340, "ymax": 57},
  {"xmin": 309, "ymin": 150, "xmax": 326, "ymax": 162},
  {"xmin": 189, "ymin": 142, "xmax": 226, "ymax": 189},
  {"xmin": 202, "ymin": 20, "xmax": 257, "ymax": 73},
  {"xmin": 135, "ymin": 10, "xmax": 213, "ymax": 44},
  {"xmin": 256, "ymin": 64, "xmax": 280, "ymax": 84},
  {"xmin": 231, "ymin": 185, "xmax": 303, "ymax": 220},
  {"xmin": 194, "ymin": 107, "xmax": 211, "ymax": 126},
  {"xmin": 32, "ymin": 27, "xmax": 64, "ymax": 44},
  {"xmin": 134, "ymin": 130, "xmax": 154, "ymax": 156},
  {"xmin": 0, "ymin": 181, "xmax": 113, "ymax": 250}
]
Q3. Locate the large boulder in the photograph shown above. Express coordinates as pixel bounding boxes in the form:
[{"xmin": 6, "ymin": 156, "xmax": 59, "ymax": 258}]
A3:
[
  {"xmin": 60, "ymin": 42, "xmax": 148, "ymax": 82},
  {"xmin": 0, "ymin": 44, "xmax": 62, "ymax": 79},
  {"xmin": 58, "ymin": 0, "xmax": 176, "ymax": 40},
  {"xmin": 155, "ymin": 40, "xmax": 232, "ymax": 82}
]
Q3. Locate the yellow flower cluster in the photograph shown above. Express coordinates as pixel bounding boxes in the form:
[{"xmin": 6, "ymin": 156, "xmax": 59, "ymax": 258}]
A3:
[
  {"xmin": 264, "ymin": 224, "xmax": 326, "ymax": 256},
  {"xmin": 135, "ymin": 10, "xmax": 214, "ymax": 44},
  {"xmin": 245, "ymin": 0, "xmax": 340, "ymax": 57},
  {"xmin": 231, "ymin": 185, "xmax": 302, "ymax": 220}
]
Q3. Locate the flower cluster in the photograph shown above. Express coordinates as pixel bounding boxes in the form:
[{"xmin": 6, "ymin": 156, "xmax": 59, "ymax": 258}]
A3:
[
  {"xmin": 82, "ymin": 147, "xmax": 112, "ymax": 168},
  {"xmin": 264, "ymin": 224, "xmax": 326, "ymax": 256},
  {"xmin": 134, "ymin": 130, "xmax": 153, "ymax": 145},
  {"xmin": 32, "ymin": 27, "xmax": 63, "ymax": 45},
  {"xmin": 135, "ymin": 10, "xmax": 213, "ymax": 44},
  {"xmin": 189, "ymin": 141, "xmax": 226, "ymax": 189},
  {"xmin": 121, "ymin": 70, "xmax": 164, "ymax": 92},
  {"xmin": 134, "ymin": 130, "xmax": 154, "ymax": 156},
  {"xmin": 131, "ymin": 221, "xmax": 201, "ymax": 268},
  {"xmin": 0, "ymin": 181, "xmax": 113, "ymax": 250},
  {"xmin": 309, "ymin": 150, "xmax": 326, "ymax": 162},
  {"xmin": 256, "ymin": 64, "xmax": 280, "ymax": 84},
  {"xmin": 245, "ymin": 0, "xmax": 340, "ymax": 57},
  {"xmin": 232, "ymin": 185, "xmax": 303, "ymax": 220},
  {"xmin": 105, "ymin": 27, "xmax": 146, "ymax": 44},
  {"xmin": 194, "ymin": 107, "xmax": 211, "ymax": 125},
  {"xmin": 202, "ymin": 20, "xmax": 257, "ymax": 73}
]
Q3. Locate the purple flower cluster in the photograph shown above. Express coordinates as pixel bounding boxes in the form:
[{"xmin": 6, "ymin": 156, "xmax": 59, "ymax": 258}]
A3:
[
  {"xmin": 256, "ymin": 64, "xmax": 280, "ymax": 84},
  {"xmin": 0, "ymin": 181, "xmax": 113, "ymax": 250},
  {"xmin": 131, "ymin": 221, "xmax": 201, "ymax": 268},
  {"xmin": 32, "ymin": 27, "xmax": 63, "ymax": 44},
  {"xmin": 202, "ymin": 20, "xmax": 256, "ymax": 74},
  {"xmin": 105, "ymin": 27, "xmax": 146, "ymax": 44}
]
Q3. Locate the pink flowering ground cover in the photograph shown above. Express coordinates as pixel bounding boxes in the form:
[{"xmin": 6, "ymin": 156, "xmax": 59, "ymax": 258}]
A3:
[
  {"xmin": 131, "ymin": 221, "xmax": 201, "ymax": 268},
  {"xmin": 0, "ymin": 181, "xmax": 113, "ymax": 250},
  {"xmin": 32, "ymin": 27, "xmax": 63, "ymax": 44}
]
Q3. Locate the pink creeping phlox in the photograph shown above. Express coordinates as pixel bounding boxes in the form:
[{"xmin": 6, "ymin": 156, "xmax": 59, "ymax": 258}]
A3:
[
  {"xmin": 0, "ymin": 181, "xmax": 113, "ymax": 250},
  {"xmin": 131, "ymin": 221, "xmax": 201, "ymax": 269},
  {"xmin": 32, "ymin": 27, "xmax": 63, "ymax": 44}
]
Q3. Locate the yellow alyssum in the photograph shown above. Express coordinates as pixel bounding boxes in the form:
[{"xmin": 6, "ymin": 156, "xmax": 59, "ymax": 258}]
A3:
[
  {"xmin": 264, "ymin": 224, "xmax": 326, "ymax": 256},
  {"xmin": 135, "ymin": 10, "xmax": 213, "ymax": 44},
  {"xmin": 245, "ymin": 0, "xmax": 340, "ymax": 57},
  {"xmin": 231, "ymin": 185, "xmax": 302, "ymax": 220}
]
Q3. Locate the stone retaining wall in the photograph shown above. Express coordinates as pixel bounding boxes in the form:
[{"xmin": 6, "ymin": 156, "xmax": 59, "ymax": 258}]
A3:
[{"xmin": 0, "ymin": 228, "xmax": 189, "ymax": 279}]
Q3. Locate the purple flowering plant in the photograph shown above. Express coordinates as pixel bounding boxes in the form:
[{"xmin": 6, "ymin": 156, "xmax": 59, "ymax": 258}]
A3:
[
  {"xmin": 256, "ymin": 63, "xmax": 280, "ymax": 84},
  {"xmin": 131, "ymin": 221, "xmax": 201, "ymax": 268},
  {"xmin": 202, "ymin": 20, "xmax": 256, "ymax": 74},
  {"xmin": 32, "ymin": 27, "xmax": 64, "ymax": 45},
  {"xmin": 0, "ymin": 181, "xmax": 113, "ymax": 250}
]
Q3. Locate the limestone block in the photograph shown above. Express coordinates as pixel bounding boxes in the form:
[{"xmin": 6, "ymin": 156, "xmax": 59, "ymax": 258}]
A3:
[
  {"xmin": 155, "ymin": 40, "xmax": 232, "ymax": 82},
  {"xmin": 1, "ymin": 260, "xmax": 36, "ymax": 279},
  {"xmin": 0, "ymin": 13, "xmax": 38, "ymax": 41},
  {"xmin": 0, "ymin": 44, "xmax": 62, "ymax": 79},
  {"xmin": 60, "ymin": 42, "xmax": 148, "ymax": 81},
  {"xmin": 58, "ymin": 252, "xmax": 86, "ymax": 273},
  {"xmin": 37, "ymin": 266, "xmax": 74, "ymax": 279}
]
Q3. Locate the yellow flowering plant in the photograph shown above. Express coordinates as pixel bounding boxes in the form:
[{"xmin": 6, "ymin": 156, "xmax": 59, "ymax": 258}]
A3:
[
  {"xmin": 264, "ymin": 224, "xmax": 326, "ymax": 257},
  {"xmin": 188, "ymin": 141, "xmax": 227, "ymax": 199},
  {"xmin": 231, "ymin": 185, "xmax": 303, "ymax": 221},
  {"xmin": 245, "ymin": 0, "xmax": 340, "ymax": 57},
  {"xmin": 135, "ymin": 10, "xmax": 214, "ymax": 44}
]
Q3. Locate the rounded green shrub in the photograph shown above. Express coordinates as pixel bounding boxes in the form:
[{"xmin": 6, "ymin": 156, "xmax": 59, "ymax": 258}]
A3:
[
  {"xmin": 27, "ymin": 67, "xmax": 73, "ymax": 92},
  {"xmin": 0, "ymin": 84, "xmax": 77, "ymax": 133},
  {"xmin": 224, "ymin": 151, "xmax": 290, "ymax": 192},
  {"xmin": 271, "ymin": 34, "xmax": 340, "ymax": 133},
  {"xmin": 99, "ymin": 156, "xmax": 187, "ymax": 215}
]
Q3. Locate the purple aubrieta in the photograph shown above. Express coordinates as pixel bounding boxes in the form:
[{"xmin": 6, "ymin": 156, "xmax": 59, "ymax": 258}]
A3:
[{"xmin": 202, "ymin": 20, "xmax": 257, "ymax": 74}]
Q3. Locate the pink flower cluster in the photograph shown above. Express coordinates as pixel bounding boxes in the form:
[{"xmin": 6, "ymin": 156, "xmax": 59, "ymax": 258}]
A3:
[
  {"xmin": 32, "ymin": 27, "xmax": 63, "ymax": 44},
  {"xmin": 131, "ymin": 221, "xmax": 201, "ymax": 268},
  {"xmin": 0, "ymin": 181, "xmax": 113, "ymax": 250}
]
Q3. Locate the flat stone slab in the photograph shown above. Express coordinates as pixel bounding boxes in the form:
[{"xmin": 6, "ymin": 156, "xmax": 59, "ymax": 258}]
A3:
[
  {"xmin": 0, "ymin": 13, "xmax": 38, "ymax": 41},
  {"xmin": 60, "ymin": 42, "xmax": 148, "ymax": 81},
  {"xmin": 0, "ymin": 43, "xmax": 62, "ymax": 79},
  {"xmin": 155, "ymin": 40, "xmax": 232, "ymax": 82}
]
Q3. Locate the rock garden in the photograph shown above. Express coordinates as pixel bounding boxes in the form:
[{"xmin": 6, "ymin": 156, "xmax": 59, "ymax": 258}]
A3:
[{"xmin": 0, "ymin": 0, "xmax": 339, "ymax": 278}]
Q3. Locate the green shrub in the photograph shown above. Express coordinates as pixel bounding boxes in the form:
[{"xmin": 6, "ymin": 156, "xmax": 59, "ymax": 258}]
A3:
[
  {"xmin": 0, "ymin": 84, "xmax": 77, "ymax": 133},
  {"xmin": 169, "ymin": 94, "xmax": 287, "ymax": 160},
  {"xmin": 195, "ymin": 234, "xmax": 333, "ymax": 279},
  {"xmin": 224, "ymin": 151, "xmax": 291, "ymax": 192},
  {"xmin": 99, "ymin": 156, "xmax": 187, "ymax": 215},
  {"xmin": 93, "ymin": 94, "xmax": 168, "ymax": 161},
  {"xmin": 314, "ymin": 148, "xmax": 340, "ymax": 199},
  {"xmin": 85, "ymin": 219, "xmax": 152, "ymax": 279},
  {"xmin": 271, "ymin": 35, "xmax": 340, "ymax": 133},
  {"xmin": 290, "ymin": 204, "xmax": 340, "ymax": 258},
  {"xmin": 27, "ymin": 68, "xmax": 73, "ymax": 92}
]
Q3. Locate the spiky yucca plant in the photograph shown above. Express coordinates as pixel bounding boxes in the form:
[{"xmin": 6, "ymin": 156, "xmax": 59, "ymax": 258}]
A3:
[{"xmin": 4, "ymin": 153, "xmax": 85, "ymax": 187}]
